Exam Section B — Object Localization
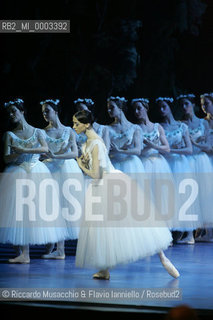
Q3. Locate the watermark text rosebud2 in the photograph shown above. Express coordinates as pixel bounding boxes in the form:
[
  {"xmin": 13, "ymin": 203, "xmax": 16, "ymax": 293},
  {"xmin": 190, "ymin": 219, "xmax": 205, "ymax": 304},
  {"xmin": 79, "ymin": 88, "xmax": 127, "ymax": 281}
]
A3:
[{"xmin": 0, "ymin": 172, "xmax": 206, "ymax": 228}]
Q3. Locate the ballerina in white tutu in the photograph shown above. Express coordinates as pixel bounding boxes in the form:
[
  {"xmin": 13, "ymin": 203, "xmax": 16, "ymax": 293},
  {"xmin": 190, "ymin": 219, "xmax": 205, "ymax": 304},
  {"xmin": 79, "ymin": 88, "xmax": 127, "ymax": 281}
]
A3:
[
  {"xmin": 40, "ymin": 99, "xmax": 84, "ymax": 259},
  {"xmin": 106, "ymin": 96, "xmax": 145, "ymax": 178},
  {"xmin": 130, "ymin": 98, "xmax": 175, "ymax": 230},
  {"xmin": 196, "ymin": 93, "xmax": 213, "ymax": 242},
  {"xmin": 176, "ymin": 94, "xmax": 213, "ymax": 243},
  {"xmin": 73, "ymin": 109, "xmax": 180, "ymax": 280},
  {"xmin": 0, "ymin": 99, "xmax": 69, "ymax": 263},
  {"xmin": 155, "ymin": 97, "xmax": 202, "ymax": 243},
  {"xmin": 74, "ymin": 98, "xmax": 110, "ymax": 152}
]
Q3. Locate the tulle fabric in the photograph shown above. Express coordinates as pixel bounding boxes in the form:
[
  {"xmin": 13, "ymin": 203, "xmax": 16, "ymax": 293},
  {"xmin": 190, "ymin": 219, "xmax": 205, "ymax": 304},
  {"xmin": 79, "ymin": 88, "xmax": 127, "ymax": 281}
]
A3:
[
  {"xmin": 43, "ymin": 127, "xmax": 85, "ymax": 240},
  {"xmin": 75, "ymin": 138, "xmax": 172, "ymax": 269},
  {"xmin": 163, "ymin": 122, "xmax": 202, "ymax": 230},
  {"xmin": 0, "ymin": 129, "xmax": 70, "ymax": 246}
]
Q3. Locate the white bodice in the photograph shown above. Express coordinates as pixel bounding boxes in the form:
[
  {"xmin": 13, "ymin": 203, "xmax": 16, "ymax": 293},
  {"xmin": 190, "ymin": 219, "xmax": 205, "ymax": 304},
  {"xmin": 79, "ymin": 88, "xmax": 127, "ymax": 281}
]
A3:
[
  {"xmin": 188, "ymin": 119, "xmax": 205, "ymax": 141},
  {"xmin": 140, "ymin": 123, "xmax": 162, "ymax": 156},
  {"xmin": 6, "ymin": 128, "xmax": 42, "ymax": 165},
  {"xmin": 44, "ymin": 127, "xmax": 73, "ymax": 154},
  {"xmin": 143, "ymin": 123, "xmax": 160, "ymax": 145},
  {"xmin": 108, "ymin": 124, "xmax": 140, "ymax": 150},
  {"xmin": 164, "ymin": 122, "xmax": 188, "ymax": 149},
  {"xmin": 82, "ymin": 138, "xmax": 114, "ymax": 175},
  {"xmin": 188, "ymin": 119, "xmax": 207, "ymax": 154}
]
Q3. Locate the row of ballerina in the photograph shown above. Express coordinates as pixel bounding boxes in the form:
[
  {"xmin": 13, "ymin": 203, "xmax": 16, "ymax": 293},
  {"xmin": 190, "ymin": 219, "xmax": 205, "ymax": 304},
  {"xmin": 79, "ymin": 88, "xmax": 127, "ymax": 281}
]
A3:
[
  {"xmin": 0, "ymin": 93, "xmax": 213, "ymax": 264},
  {"xmin": 75, "ymin": 93, "xmax": 213, "ymax": 243}
]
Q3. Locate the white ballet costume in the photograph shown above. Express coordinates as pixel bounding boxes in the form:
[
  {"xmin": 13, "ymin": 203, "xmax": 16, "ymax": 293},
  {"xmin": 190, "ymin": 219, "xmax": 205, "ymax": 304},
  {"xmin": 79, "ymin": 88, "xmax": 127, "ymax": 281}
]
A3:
[
  {"xmin": 163, "ymin": 122, "xmax": 201, "ymax": 231},
  {"xmin": 139, "ymin": 124, "xmax": 176, "ymax": 228},
  {"xmin": 0, "ymin": 129, "xmax": 69, "ymax": 246},
  {"xmin": 108, "ymin": 125, "xmax": 145, "ymax": 176},
  {"xmin": 43, "ymin": 127, "xmax": 84, "ymax": 239},
  {"xmin": 187, "ymin": 119, "xmax": 213, "ymax": 227},
  {"xmin": 75, "ymin": 138, "xmax": 173, "ymax": 270}
]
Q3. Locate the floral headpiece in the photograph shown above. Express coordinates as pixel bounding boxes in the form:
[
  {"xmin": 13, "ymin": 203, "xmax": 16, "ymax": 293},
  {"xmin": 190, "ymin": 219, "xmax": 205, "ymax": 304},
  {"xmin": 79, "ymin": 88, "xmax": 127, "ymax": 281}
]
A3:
[
  {"xmin": 107, "ymin": 96, "xmax": 128, "ymax": 103},
  {"xmin": 40, "ymin": 99, "xmax": 60, "ymax": 105},
  {"xmin": 200, "ymin": 93, "xmax": 213, "ymax": 99},
  {"xmin": 176, "ymin": 94, "xmax": 195, "ymax": 100},
  {"xmin": 4, "ymin": 98, "xmax": 24, "ymax": 108},
  {"xmin": 155, "ymin": 97, "xmax": 174, "ymax": 103},
  {"xmin": 131, "ymin": 98, "xmax": 149, "ymax": 104},
  {"xmin": 73, "ymin": 98, "xmax": 94, "ymax": 105}
]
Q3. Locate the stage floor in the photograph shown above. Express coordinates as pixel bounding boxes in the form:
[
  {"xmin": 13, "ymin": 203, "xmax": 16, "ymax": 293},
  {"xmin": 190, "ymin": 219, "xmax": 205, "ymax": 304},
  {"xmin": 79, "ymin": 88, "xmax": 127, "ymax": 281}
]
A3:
[{"xmin": 0, "ymin": 243, "xmax": 213, "ymax": 313}]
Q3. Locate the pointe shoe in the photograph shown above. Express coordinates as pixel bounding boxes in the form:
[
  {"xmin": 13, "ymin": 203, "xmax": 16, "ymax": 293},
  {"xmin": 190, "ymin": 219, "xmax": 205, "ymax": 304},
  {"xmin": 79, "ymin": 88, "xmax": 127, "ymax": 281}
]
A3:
[
  {"xmin": 9, "ymin": 255, "xmax": 30, "ymax": 264},
  {"xmin": 160, "ymin": 257, "xmax": 180, "ymax": 278},
  {"xmin": 176, "ymin": 237, "xmax": 195, "ymax": 245},
  {"xmin": 93, "ymin": 270, "xmax": 110, "ymax": 280},
  {"xmin": 41, "ymin": 251, "xmax": 65, "ymax": 260}
]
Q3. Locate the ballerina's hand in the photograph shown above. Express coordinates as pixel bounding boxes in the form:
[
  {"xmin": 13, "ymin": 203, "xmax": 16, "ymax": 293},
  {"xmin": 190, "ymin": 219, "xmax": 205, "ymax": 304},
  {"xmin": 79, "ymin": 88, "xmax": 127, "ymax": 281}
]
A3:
[
  {"xmin": 143, "ymin": 138, "xmax": 152, "ymax": 147},
  {"xmin": 196, "ymin": 136, "xmax": 205, "ymax": 143},
  {"xmin": 110, "ymin": 142, "xmax": 120, "ymax": 152},
  {"xmin": 46, "ymin": 149, "xmax": 56, "ymax": 158},
  {"xmin": 76, "ymin": 157, "xmax": 83, "ymax": 168}
]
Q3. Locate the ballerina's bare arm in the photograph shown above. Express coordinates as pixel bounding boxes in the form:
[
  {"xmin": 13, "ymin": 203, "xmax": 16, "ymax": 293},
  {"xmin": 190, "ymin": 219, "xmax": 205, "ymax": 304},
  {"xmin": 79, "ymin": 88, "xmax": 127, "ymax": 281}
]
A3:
[
  {"xmin": 76, "ymin": 144, "xmax": 101, "ymax": 179},
  {"xmin": 3, "ymin": 132, "xmax": 20, "ymax": 163},
  {"xmin": 17, "ymin": 129, "xmax": 49, "ymax": 154}
]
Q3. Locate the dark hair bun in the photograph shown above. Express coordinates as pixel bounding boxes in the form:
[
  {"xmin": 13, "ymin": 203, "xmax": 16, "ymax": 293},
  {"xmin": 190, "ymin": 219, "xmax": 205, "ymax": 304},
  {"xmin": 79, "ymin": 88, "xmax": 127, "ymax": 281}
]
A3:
[{"xmin": 74, "ymin": 110, "xmax": 94, "ymax": 124}]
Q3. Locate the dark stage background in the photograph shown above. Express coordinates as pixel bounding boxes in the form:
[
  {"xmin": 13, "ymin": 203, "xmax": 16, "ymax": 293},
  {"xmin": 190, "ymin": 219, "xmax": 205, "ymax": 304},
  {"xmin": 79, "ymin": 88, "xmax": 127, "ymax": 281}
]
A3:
[{"xmin": 0, "ymin": 0, "xmax": 213, "ymax": 169}]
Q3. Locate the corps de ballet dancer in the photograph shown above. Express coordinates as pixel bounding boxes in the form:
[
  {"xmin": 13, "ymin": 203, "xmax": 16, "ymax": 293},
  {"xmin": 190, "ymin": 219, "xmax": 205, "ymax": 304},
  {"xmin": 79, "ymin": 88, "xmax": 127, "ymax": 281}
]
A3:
[
  {"xmin": 40, "ymin": 99, "xmax": 84, "ymax": 259},
  {"xmin": 73, "ymin": 109, "xmax": 180, "ymax": 280},
  {"xmin": 176, "ymin": 94, "xmax": 213, "ymax": 243},
  {"xmin": 197, "ymin": 92, "xmax": 213, "ymax": 242},
  {"xmin": 106, "ymin": 96, "xmax": 146, "ymax": 180},
  {"xmin": 155, "ymin": 97, "xmax": 202, "ymax": 243},
  {"xmin": 0, "ymin": 99, "xmax": 69, "ymax": 263},
  {"xmin": 130, "ymin": 98, "xmax": 175, "ymax": 230}
]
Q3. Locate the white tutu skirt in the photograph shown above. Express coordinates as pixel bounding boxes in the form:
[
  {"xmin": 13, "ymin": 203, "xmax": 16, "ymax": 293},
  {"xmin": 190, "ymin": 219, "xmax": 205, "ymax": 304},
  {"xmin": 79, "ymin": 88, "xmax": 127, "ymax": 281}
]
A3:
[
  {"xmin": 187, "ymin": 153, "xmax": 213, "ymax": 227},
  {"xmin": 110, "ymin": 153, "xmax": 145, "ymax": 174},
  {"xmin": 165, "ymin": 154, "xmax": 202, "ymax": 231},
  {"xmin": 0, "ymin": 161, "xmax": 70, "ymax": 246},
  {"xmin": 110, "ymin": 153, "xmax": 147, "ymax": 191},
  {"xmin": 43, "ymin": 158, "xmax": 85, "ymax": 240},
  {"xmin": 140, "ymin": 152, "xmax": 176, "ymax": 229},
  {"xmin": 75, "ymin": 171, "xmax": 172, "ymax": 270}
]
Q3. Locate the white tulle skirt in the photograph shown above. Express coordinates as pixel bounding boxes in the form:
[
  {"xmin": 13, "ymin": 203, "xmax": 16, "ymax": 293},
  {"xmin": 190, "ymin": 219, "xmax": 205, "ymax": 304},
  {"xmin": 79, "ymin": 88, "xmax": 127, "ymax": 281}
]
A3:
[
  {"xmin": 186, "ymin": 152, "xmax": 213, "ymax": 227},
  {"xmin": 165, "ymin": 154, "xmax": 202, "ymax": 231},
  {"xmin": 139, "ymin": 152, "xmax": 176, "ymax": 229},
  {"xmin": 43, "ymin": 158, "xmax": 84, "ymax": 240},
  {"xmin": 75, "ymin": 170, "xmax": 172, "ymax": 270},
  {"xmin": 0, "ymin": 161, "xmax": 70, "ymax": 246}
]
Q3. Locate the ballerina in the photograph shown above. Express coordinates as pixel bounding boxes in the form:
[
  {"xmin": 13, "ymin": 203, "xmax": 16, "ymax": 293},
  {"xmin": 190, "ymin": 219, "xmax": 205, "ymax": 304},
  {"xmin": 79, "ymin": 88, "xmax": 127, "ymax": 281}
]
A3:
[
  {"xmin": 0, "ymin": 98, "xmax": 69, "ymax": 263},
  {"xmin": 155, "ymin": 97, "xmax": 202, "ymax": 243},
  {"xmin": 130, "ymin": 98, "xmax": 175, "ymax": 230},
  {"xmin": 196, "ymin": 93, "xmax": 213, "ymax": 242},
  {"xmin": 40, "ymin": 99, "xmax": 84, "ymax": 259},
  {"xmin": 176, "ymin": 94, "xmax": 213, "ymax": 242},
  {"xmin": 74, "ymin": 98, "xmax": 110, "ymax": 152},
  {"xmin": 106, "ymin": 96, "xmax": 145, "ymax": 179},
  {"xmin": 73, "ymin": 109, "xmax": 180, "ymax": 280}
]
